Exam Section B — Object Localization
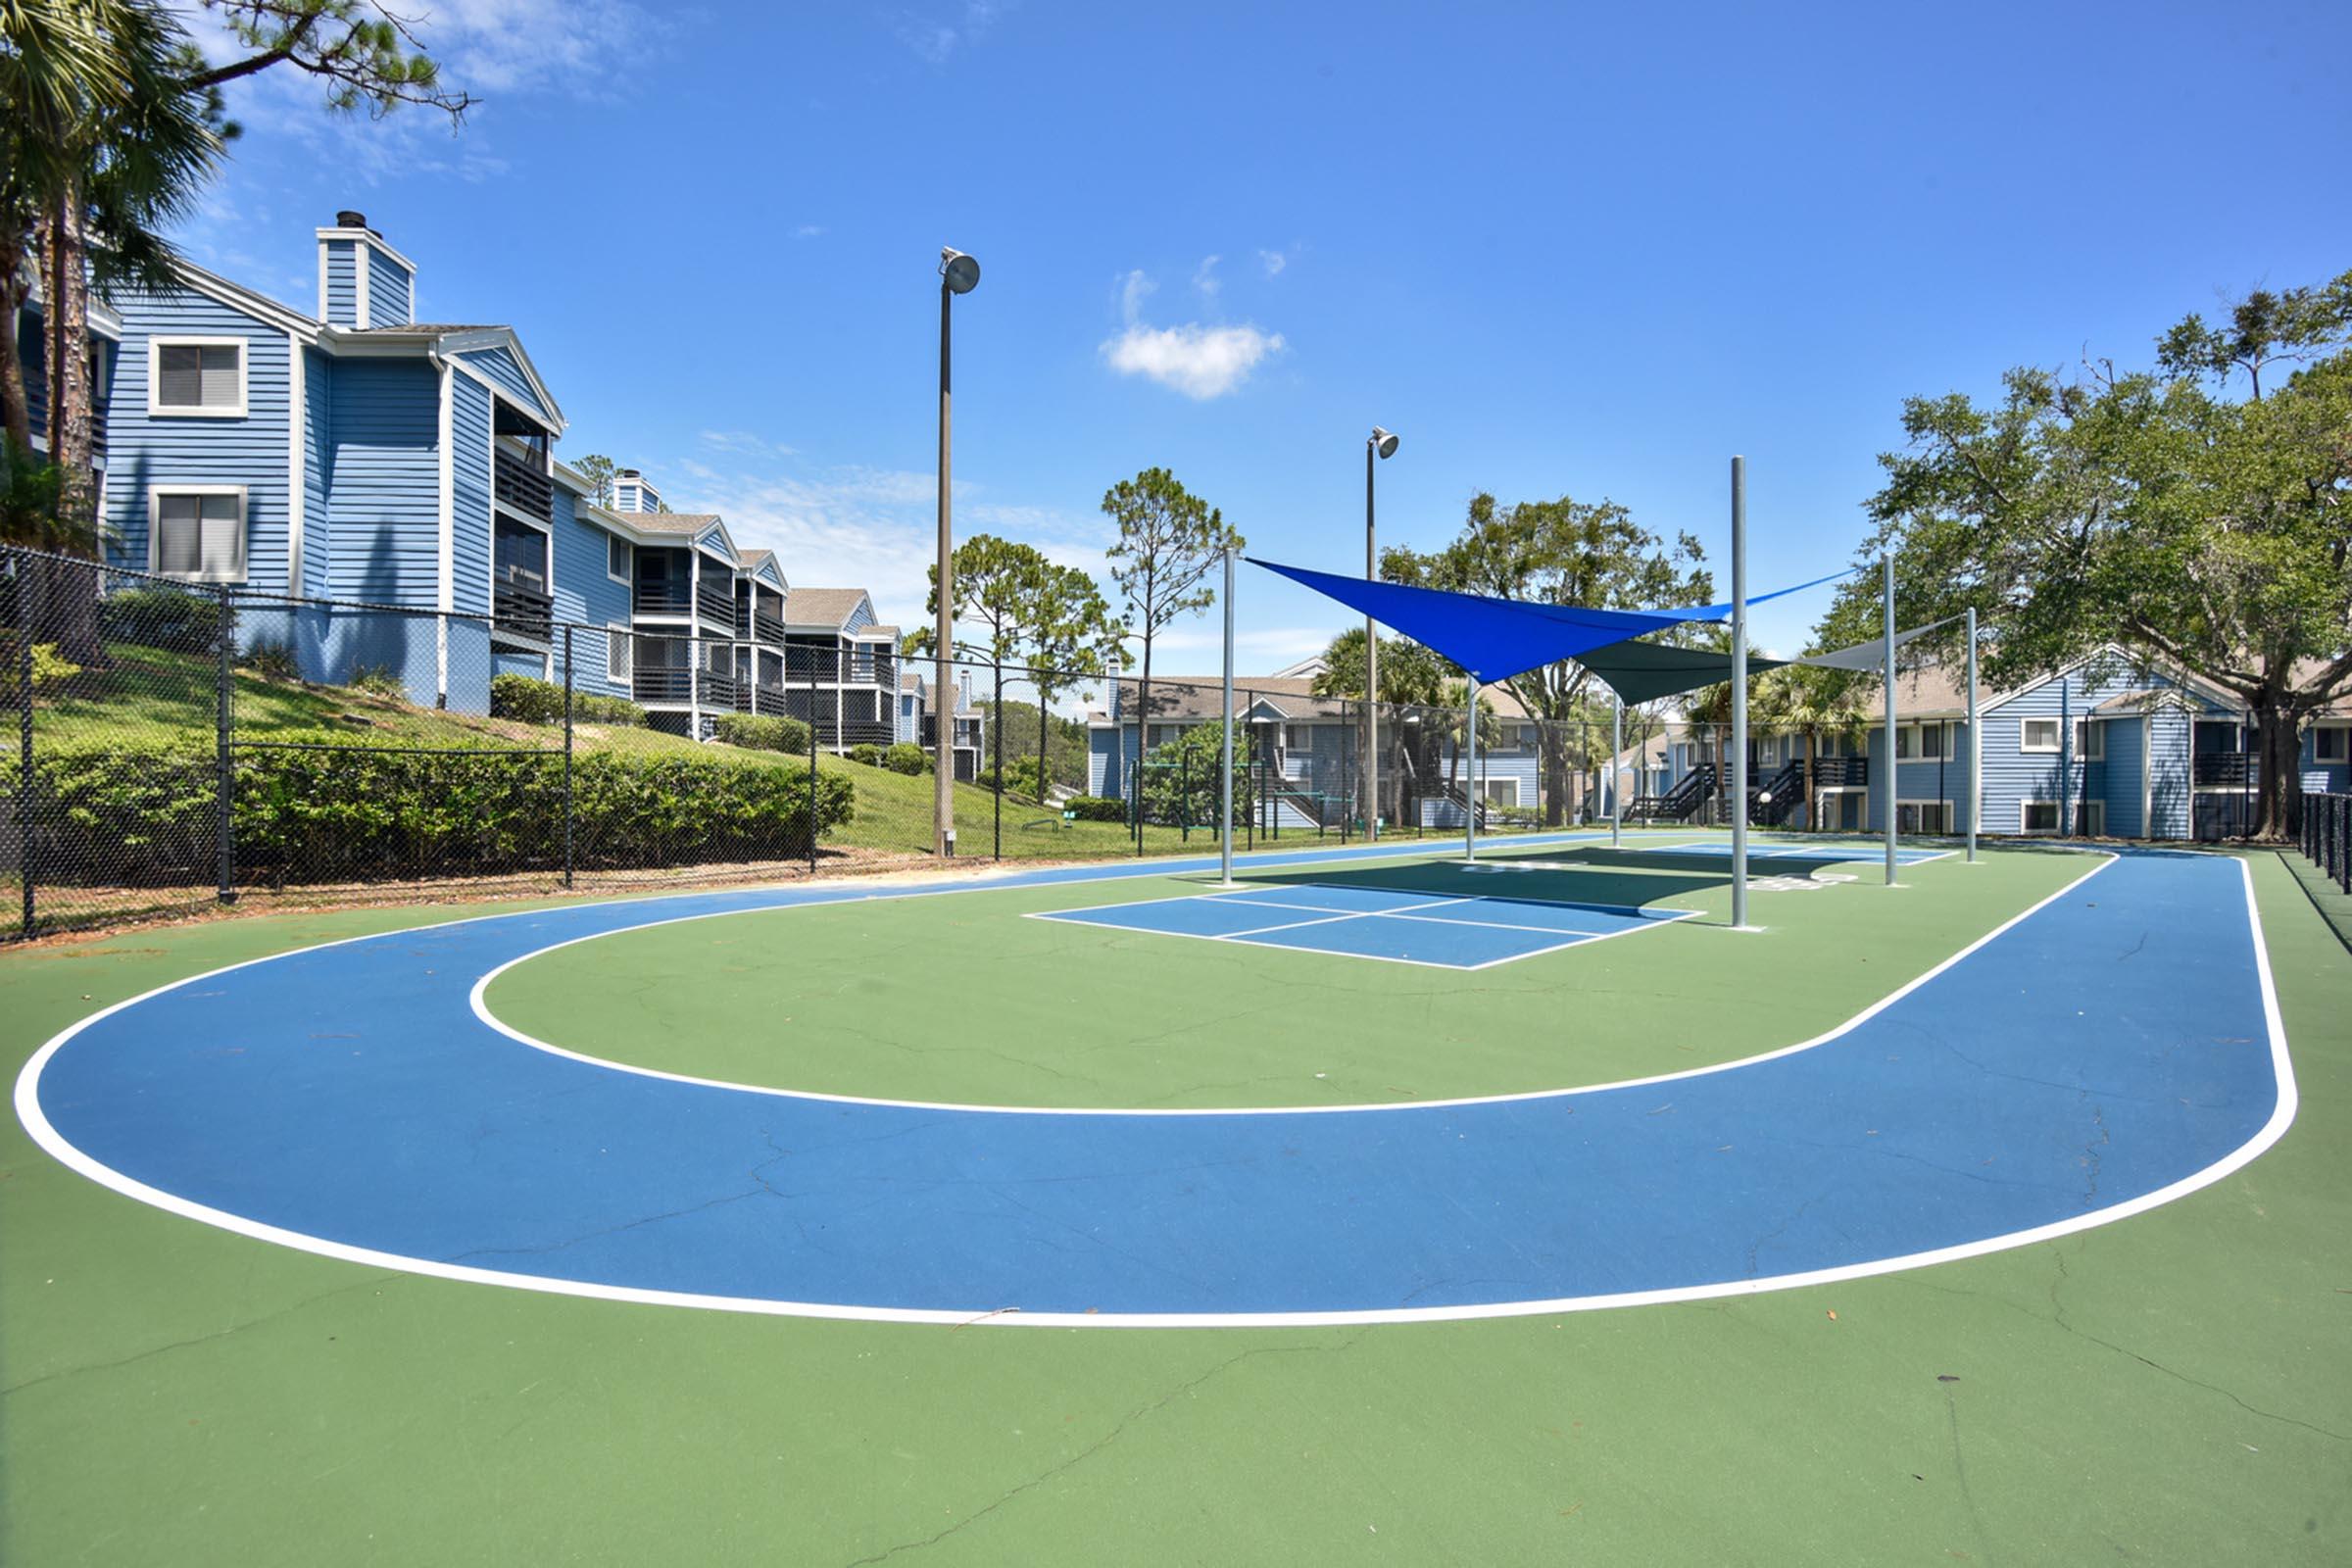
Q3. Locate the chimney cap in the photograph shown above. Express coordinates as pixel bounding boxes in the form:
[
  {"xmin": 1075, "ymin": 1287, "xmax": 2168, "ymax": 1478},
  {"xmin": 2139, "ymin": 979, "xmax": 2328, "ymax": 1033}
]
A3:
[{"xmin": 335, "ymin": 209, "xmax": 368, "ymax": 230}]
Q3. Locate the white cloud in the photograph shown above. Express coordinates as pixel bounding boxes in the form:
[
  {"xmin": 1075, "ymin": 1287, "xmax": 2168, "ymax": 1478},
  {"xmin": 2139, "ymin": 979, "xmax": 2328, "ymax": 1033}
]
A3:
[
  {"xmin": 1106, "ymin": 266, "xmax": 1285, "ymax": 398},
  {"xmin": 893, "ymin": 0, "xmax": 1004, "ymax": 64},
  {"xmin": 1102, "ymin": 321, "xmax": 1286, "ymax": 401},
  {"xmin": 1192, "ymin": 255, "xmax": 1221, "ymax": 298},
  {"xmin": 794, "ymin": 224, "xmax": 827, "ymax": 240},
  {"xmin": 1257, "ymin": 249, "xmax": 1288, "ymax": 277},
  {"xmin": 1155, "ymin": 625, "xmax": 1337, "ymax": 664}
]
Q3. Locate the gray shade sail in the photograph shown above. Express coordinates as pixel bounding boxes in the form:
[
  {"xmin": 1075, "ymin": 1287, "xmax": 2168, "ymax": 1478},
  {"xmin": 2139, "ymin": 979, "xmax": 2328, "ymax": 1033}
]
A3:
[
  {"xmin": 1793, "ymin": 614, "xmax": 1963, "ymax": 672},
  {"xmin": 1574, "ymin": 639, "xmax": 1791, "ymax": 705}
]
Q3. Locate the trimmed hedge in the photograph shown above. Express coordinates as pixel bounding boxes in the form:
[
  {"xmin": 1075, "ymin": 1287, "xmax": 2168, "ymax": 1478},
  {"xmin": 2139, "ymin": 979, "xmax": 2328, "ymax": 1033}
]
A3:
[
  {"xmin": 711, "ymin": 712, "xmax": 813, "ymax": 756},
  {"xmin": 488, "ymin": 672, "xmax": 646, "ymax": 728},
  {"xmin": 884, "ymin": 742, "xmax": 929, "ymax": 775},
  {"xmin": 847, "ymin": 743, "xmax": 883, "ymax": 766},
  {"xmin": 27, "ymin": 733, "xmax": 855, "ymax": 886},
  {"xmin": 100, "ymin": 587, "xmax": 229, "ymax": 652},
  {"xmin": 1064, "ymin": 794, "xmax": 1125, "ymax": 822}
]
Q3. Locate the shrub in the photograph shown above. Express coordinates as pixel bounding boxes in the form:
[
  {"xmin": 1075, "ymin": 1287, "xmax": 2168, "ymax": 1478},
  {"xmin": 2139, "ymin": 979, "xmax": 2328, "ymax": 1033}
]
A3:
[
  {"xmin": 1000, "ymin": 756, "xmax": 1050, "ymax": 801},
  {"xmin": 490, "ymin": 672, "xmax": 646, "ymax": 728},
  {"xmin": 245, "ymin": 636, "xmax": 301, "ymax": 682},
  {"xmin": 101, "ymin": 586, "xmax": 228, "ymax": 652},
  {"xmin": 27, "ymin": 734, "xmax": 856, "ymax": 887},
  {"xmin": 884, "ymin": 742, "xmax": 929, "ymax": 775},
  {"xmin": 1064, "ymin": 794, "xmax": 1126, "ymax": 822},
  {"xmin": 349, "ymin": 664, "xmax": 406, "ymax": 700},
  {"xmin": 847, "ymin": 744, "xmax": 883, "ymax": 767},
  {"xmin": 711, "ymin": 712, "xmax": 813, "ymax": 755},
  {"xmin": 0, "ymin": 641, "xmax": 82, "ymax": 697}
]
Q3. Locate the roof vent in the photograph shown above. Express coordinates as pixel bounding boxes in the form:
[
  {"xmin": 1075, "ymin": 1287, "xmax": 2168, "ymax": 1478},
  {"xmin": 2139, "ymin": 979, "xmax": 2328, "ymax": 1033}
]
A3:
[
  {"xmin": 618, "ymin": 468, "xmax": 640, "ymax": 479},
  {"xmin": 336, "ymin": 209, "xmax": 368, "ymax": 229}
]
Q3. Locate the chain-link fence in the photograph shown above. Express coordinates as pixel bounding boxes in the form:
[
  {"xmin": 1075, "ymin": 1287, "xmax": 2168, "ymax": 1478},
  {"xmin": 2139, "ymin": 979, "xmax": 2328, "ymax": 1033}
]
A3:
[
  {"xmin": 2303, "ymin": 791, "xmax": 2351, "ymax": 895},
  {"xmin": 6, "ymin": 544, "xmax": 1739, "ymax": 942}
]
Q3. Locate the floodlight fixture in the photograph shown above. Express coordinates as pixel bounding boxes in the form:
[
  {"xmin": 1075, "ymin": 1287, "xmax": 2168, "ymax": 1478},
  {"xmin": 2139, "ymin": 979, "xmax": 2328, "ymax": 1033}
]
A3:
[
  {"xmin": 1370, "ymin": 425, "xmax": 1399, "ymax": 459},
  {"xmin": 940, "ymin": 247, "xmax": 981, "ymax": 294}
]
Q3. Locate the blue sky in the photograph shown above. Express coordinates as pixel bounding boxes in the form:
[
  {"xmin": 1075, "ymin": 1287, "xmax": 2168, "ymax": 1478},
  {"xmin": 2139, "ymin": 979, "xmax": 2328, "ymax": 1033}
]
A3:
[{"xmin": 174, "ymin": 0, "xmax": 2350, "ymax": 676}]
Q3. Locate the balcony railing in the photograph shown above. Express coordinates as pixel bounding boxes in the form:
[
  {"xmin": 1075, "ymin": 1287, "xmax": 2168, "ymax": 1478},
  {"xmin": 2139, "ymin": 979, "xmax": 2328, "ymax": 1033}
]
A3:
[
  {"xmin": 2193, "ymin": 753, "xmax": 2255, "ymax": 787},
  {"xmin": 634, "ymin": 579, "xmax": 692, "ymax": 615},
  {"xmin": 696, "ymin": 581, "xmax": 734, "ymax": 627},
  {"xmin": 699, "ymin": 669, "xmax": 738, "ymax": 710},
  {"xmin": 1808, "ymin": 757, "xmax": 1869, "ymax": 787},
  {"xmin": 633, "ymin": 667, "xmax": 694, "ymax": 705},
  {"xmin": 492, "ymin": 564, "xmax": 552, "ymax": 641},
  {"xmin": 493, "ymin": 448, "xmax": 552, "ymax": 520}
]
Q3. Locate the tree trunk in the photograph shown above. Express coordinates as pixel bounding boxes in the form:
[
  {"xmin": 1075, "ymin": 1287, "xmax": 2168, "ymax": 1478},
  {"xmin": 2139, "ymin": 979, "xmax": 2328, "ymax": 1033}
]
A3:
[
  {"xmin": 1541, "ymin": 729, "xmax": 1569, "ymax": 826},
  {"xmin": 48, "ymin": 186, "xmax": 95, "ymax": 533},
  {"xmin": 2254, "ymin": 699, "xmax": 2298, "ymax": 841},
  {"xmin": 0, "ymin": 246, "xmax": 33, "ymax": 454},
  {"xmin": 1804, "ymin": 726, "xmax": 1819, "ymax": 834}
]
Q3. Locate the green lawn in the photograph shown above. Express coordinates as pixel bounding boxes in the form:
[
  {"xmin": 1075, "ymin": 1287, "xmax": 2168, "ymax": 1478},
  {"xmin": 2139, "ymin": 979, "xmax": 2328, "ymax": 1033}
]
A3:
[{"xmin": 0, "ymin": 851, "xmax": 2344, "ymax": 1565}]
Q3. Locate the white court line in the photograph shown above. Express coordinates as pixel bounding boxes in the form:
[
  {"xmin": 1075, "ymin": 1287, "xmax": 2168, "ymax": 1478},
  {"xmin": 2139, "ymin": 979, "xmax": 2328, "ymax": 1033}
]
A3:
[{"xmin": 10, "ymin": 849, "xmax": 2302, "ymax": 1326}]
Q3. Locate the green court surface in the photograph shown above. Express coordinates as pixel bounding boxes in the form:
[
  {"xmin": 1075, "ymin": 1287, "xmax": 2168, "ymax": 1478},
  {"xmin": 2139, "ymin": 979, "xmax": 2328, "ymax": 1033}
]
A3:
[
  {"xmin": 4, "ymin": 850, "xmax": 2348, "ymax": 1564},
  {"xmin": 488, "ymin": 841, "xmax": 2086, "ymax": 1107}
]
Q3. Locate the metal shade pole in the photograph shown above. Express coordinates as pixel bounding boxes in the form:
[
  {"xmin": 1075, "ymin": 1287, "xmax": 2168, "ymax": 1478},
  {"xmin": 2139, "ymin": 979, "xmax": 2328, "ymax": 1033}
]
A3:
[
  {"xmin": 1731, "ymin": 456, "xmax": 1750, "ymax": 930},
  {"xmin": 1463, "ymin": 675, "xmax": 1480, "ymax": 862},
  {"xmin": 1219, "ymin": 547, "xmax": 1236, "ymax": 886},
  {"xmin": 1965, "ymin": 606, "xmax": 1979, "ymax": 862},
  {"xmin": 1611, "ymin": 692, "xmax": 1623, "ymax": 849},
  {"xmin": 1883, "ymin": 551, "xmax": 1897, "ymax": 887}
]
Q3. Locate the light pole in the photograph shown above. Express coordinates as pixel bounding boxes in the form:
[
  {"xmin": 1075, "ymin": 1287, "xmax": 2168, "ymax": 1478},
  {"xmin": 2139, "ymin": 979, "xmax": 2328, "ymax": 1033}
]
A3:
[
  {"xmin": 935, "ymin": 246, "xmax": 979, "ymax": 857},
  {"xmin": 1364, "ymin": 425, "xmax": 1397, "ymax": 840}
]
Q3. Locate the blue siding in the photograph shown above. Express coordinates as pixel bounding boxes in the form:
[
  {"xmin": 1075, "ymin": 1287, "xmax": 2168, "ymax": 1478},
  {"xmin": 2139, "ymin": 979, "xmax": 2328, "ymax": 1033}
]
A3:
[
  {"xmin": 300, "ymin": 348, "xmax": 332, "ymax": 598},
  {"xmin": 323, "ymin": 360, "xmax": 438, "ymax": 606},
  {"xmin": 843, "ymin": 596, "xmax": 876, "ymax": 635},
  {"xmin": 451, "ymin": 375, "xmax": 492, "ymax": 616},
  {"xmin": 548, "ymin": 487, "xmax": 635, "ymax": 700},
  {"xmin": 102, "ymin": 286, "xmax": 294, "ymax": 592},
  {"xmin": 457, "ymin": 344, "xmax": 552, "ymax": 425},
  {"xmin": 323, "ymin": 240, "xmax": 359, "ymax": 328},
  {"xmin": 365, "ymin": 247, "xmax": 412, "ymax": 326},
  {"xmin": 2102, "ymin": 712, "xmax": 2147, "ymax": 839},
  {"xmin": 2148, "ymin": 708, "xmax": 2192, "ymax": 840},
  {"xmin": 2300, "ymin": 723, "xmax": 2350, "ymax": 795},
  {"xmin": 493, "ymin": 646, "xmax": 545, "ymax": 678}
]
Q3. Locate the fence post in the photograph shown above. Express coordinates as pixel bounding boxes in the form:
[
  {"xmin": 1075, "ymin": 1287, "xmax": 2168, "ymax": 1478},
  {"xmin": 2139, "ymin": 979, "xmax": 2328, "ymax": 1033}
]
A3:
[
  {"xmin": 214, "ymin": 585, "xmax": 237, "ymax": 904},
  {"xmin": 1037, "ymin": 687, "xmax": 1049, "ymax": 813},
  {"xmin": 16, "ymin": 554, "xmax": 34, "ymax": 940},
  {"xmin": 807, "ymin": 648, "xmax": 818, "ymax": 874},
  {"xmin": 563, "ymin": 624, "xmax": 575, "ymax": 890},
  {"xmin": 993, "ymin": 661, "xmax": 1003, "ymax": 860}
]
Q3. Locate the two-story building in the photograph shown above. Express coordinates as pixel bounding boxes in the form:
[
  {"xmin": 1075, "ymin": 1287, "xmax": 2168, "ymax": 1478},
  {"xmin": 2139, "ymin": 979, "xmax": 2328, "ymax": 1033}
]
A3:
[{"xmin": 1608, "ymin": 647, "xmax": 2352, "ymax": 840}]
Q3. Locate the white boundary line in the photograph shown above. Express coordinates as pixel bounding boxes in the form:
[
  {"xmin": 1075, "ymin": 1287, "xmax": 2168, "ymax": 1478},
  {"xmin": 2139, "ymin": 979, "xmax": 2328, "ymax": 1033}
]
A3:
[{"xmin": 8, "ymin": 848, "xmax": 2302, "ymax": 1328}]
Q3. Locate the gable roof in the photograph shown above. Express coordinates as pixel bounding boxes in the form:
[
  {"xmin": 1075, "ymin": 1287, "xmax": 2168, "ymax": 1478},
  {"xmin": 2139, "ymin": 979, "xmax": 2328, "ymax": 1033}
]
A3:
[{"xmin": 785, "ymin": 588, "xmax": 873, "ymax": 629}]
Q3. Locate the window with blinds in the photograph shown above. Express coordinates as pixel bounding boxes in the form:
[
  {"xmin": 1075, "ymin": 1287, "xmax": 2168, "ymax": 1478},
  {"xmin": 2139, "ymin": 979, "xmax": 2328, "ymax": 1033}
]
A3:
[
  {"xmin": 153, "ymin": 342, "xmax": 243, "ymax": 413},
  {"xmin": 152, "ymin": 491, "xmax": 245, "ymax": 580}
]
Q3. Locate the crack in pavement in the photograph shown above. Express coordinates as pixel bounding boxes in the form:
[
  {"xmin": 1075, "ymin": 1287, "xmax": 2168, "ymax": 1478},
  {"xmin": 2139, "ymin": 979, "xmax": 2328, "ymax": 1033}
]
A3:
[
  {"xmin": 837, "ymin": 1332, "xmax": 1365, "ymax": 1567},
  {"xmin": 1, "ymin": 1272, "xmax": 401, "ymax": 1397}
]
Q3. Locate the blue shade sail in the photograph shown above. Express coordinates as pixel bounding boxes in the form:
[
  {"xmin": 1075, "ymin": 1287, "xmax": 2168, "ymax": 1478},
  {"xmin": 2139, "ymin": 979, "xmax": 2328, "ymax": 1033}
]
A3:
[{"xmin": 1249, "ymin": 559, "xmax": 1851, "ymax": 684}]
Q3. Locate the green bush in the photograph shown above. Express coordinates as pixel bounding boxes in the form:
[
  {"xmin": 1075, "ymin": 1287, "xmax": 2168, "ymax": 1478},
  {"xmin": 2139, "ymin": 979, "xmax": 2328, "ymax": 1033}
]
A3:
[
  {"xmin": 348, "ymin": 663, "xmax": 406, "ymax": 699},
  {"xmin": 27, "ymin": 734, "xmax": 856, "ymax": 887},
  {"xmin": 884, "ymin": 742, "xmax": 929, "ymax": 775},
  {"xmin": 847, "ymin": 744, "xmax": 883, "ymax": 766},
  {"xmin": 1138, "ymin": 721, "xmax": 1255, "ymax": 828},
  {"xmin": 101, "ymin": 586, "xmax": 228, "ymax": 652},
  {"xmin": 711, "ymin": 712, "xmax": 813, "ymax": 755},
  {"xmin": 245, "ymin": 636, "xmax": 300, "ymax": 682},
  {"xmin": 487, "ymin": 672, "xmax": 644, "ymax": 728},
  {"xmin": 1000, "ymin": 755, "xmax": 1050, "ymax": 801},
  {"xmin": 1064, "ymin": 794, "xmax": 1126, "ymax": 822}
]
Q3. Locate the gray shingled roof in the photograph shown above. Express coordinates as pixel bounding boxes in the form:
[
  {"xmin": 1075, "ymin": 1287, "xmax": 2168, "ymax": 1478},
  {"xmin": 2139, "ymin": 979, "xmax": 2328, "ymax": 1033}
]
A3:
[
  {"xmin": 346, "ymin": 322, "xmax": 504, "ymax": 334},
  {"xmin": 623, "ymin": 513, "xmax": 723, "ymax": 537},
  {"xmin": 785, "ymin": 588, "xmax": 871, "ymax": 628}
]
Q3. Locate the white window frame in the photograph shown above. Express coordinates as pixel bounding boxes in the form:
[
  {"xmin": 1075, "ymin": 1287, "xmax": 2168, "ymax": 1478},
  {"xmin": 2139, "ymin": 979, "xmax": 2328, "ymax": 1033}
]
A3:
[
  {"xmin": 606, "ymin": 624, "xmax": 631, "ymax": 682},
  {"xmin": 147, "ymin": 484, "xmax": 249, "ymax": 582},
  {"xmin": 2074, "ymin": 716, "xmax": 2104, "ymax": 761},
  {"xmin": 607, "ymin": 534, "xmax": 633, "ymax": 586},
  {"xmin": 1479, "ymin": 776, "xmax": 1520, "ymax": 807},
  {"xmin": 1816, "ymin": 786, "xmax": 1865, "ymax": 830},
  {"xmin": 148, "ymin": 336, "xmax": 249, "ymax": 418},
  {"xmin": 1897, "ymin": 798, "xmax": 1953, "ymax": 835},
  {"xmin": 2317, "ymin": 724, "xmax": 2349, "ymax": 763},
  {"xmin": 2020, "ymin": 799, "xmax": 2061, "ymax": 835},
  {"xmin": 2021, "ymin": 716, "xmax": 2061, "ymax": 753}
]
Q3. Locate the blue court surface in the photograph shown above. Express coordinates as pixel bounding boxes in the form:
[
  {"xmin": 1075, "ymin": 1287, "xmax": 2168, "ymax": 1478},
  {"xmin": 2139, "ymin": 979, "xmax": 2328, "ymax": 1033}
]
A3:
[{"xmin": 1028, "ymin": 882, "xmax": 1697, "ymax": 968}]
